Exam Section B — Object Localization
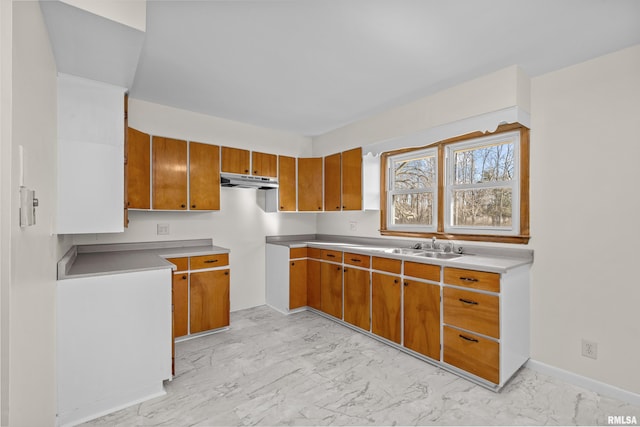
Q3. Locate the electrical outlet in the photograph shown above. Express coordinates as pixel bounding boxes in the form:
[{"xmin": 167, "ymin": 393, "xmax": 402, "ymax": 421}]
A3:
[
  {"xmin": 349, "ymin": 221, "xmax": 358, "ymax": 231},
  {"xmin": 581, "ymin": 339, "xmax": 598, "ymax": 359},
  {"xmin": 157, "ymin": 223, "xmax": 170, "ymax": 235}
]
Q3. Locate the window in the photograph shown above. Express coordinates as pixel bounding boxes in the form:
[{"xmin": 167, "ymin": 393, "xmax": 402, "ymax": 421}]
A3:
[
  {"xmin": 388, "ymin": 149, "xmax": 437, "ymax": 231},
  {"xmin": 381, "ymin": 124, "xmax": 530, "ymax": 244}
]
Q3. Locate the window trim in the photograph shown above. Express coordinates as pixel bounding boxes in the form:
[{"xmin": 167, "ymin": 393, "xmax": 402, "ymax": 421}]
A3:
[{"xmin": 380, "ymin": 123, "xmax": 530, "ymax": 244}]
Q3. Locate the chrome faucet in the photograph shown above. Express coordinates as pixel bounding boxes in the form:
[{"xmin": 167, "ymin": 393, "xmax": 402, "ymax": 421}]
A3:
[{"xmin": 431, "ymin": 236, "xmax": 437, "ymax": 250}]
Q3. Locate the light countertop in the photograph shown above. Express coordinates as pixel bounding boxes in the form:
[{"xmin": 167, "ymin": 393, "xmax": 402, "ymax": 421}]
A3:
[
  {"xmin": 266, "ymin": 234, "xmax": 532, "ymax": 274},
  {"xmin": 58, "ymin": 239, "xmax": 230, "ymax": 280}
]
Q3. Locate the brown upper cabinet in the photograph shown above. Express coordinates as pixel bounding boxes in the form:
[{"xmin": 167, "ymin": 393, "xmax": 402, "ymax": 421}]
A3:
[
  {"xmin": 297, "ymin": 157, "xmax": 323, "ymax": 211},
  {"xmin": 278, "ymin": 155, "xmax": 296, "ymax": 211},
  {"xmin": 153, "ymin": 136, "xmax": 188, "ymax": 210},
  {"xmin": 324, "ymin": 153, "xmax": 341, "ymax": 211},
  {"xmin": 341, "ymin": 147, "xmax": 362, "ymax": 210},
  {"xmin": 221, "ymin": 146, "xmax": 250, "ymax": 174},
  {"xmin": 126, "ymin": 127, "xmax": 150, "ymax": 209},
  {"xmin": 252, "ymin": 151, "xmax": 277, "ymax": 177},
  {"xmin": 189, "ymin": 142, "xmax": 220, "ymax": 210}
]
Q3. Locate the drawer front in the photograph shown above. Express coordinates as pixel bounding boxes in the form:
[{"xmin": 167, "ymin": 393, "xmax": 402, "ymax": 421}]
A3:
[
  {"xmin": 190, "ymin": 253, "xmax": 229, "ymax": 270},
  {"xmin": 372, "ymin": 256, "xmax": 402, "ymax": 274},
  {"xmin": 444, "ymin": 267, "xmax": 500, "ymax": 292},
  {"xmin": 320, "ymin": 249, "xmax": 343, "ymax": 262},
  {"xmin": 307, "ymin": 248, "xmax": 322, "ymax": 260},
  {"xmin": 404, "ymin": 261, "xmax": 440, "ymax": 282},
  {"xmin": 289, "ymin": 247, "xmax": 308, "ymax": 259},
  {"xmin": 443, "ymin": 287, "xmax": 500, "ymax": 339},
  {"xmin": 443, "ymin": 326, "xmax": 499, "ymax": 384},
  {"xmin": 344, "ymin": 252, "xmax": 371, "ymax": 268},
  {"xmin": 166, "ymin": 257, "xmax": 188, "ymax": 272}
]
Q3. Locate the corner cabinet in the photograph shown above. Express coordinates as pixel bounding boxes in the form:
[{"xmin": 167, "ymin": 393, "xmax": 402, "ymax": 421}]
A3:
[
  {"xmin": 57, "ymin": 74, "xmax": 126, "ymax": 234},
  {"xmin": 265, "ymin": 243, "xmax": 531, "ymax": 391}
]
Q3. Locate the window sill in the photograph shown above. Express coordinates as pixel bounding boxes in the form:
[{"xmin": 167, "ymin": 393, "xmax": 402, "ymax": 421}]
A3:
[{"xmin": 379, "ymin": 229, "xmax": 531, "ymax": 245}]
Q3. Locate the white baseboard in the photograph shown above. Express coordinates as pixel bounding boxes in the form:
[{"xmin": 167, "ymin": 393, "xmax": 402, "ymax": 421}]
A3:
[{"xmin": 526, "ymin": 359, "xmax": 640, "ymax": 406}]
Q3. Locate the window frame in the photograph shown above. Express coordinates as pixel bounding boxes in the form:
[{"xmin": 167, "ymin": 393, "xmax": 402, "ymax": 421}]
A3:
[
  {"xmin": 380, "ymin": 123, "xmax": 530, "ymax": 244},
  {"xmin": 386, "ymin": 148, "xmax": 438, "ymax": 233}
]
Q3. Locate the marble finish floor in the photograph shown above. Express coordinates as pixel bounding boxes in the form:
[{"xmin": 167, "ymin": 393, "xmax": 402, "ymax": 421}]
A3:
[{"xmin": 86, "ymin": 306, "xmax": 639, "ymax": 426}]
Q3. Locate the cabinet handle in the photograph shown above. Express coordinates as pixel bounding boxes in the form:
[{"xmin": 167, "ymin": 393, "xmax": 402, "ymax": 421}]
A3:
[
  {"xmin": 244, "ymin": 169, "xmax": 249, "ymax": 173},
  {"xmin": 180, "ymin": 204, "xmax": 186, "ymax": 208},
  {"xmin": 291, "ymin": 262, "xmax": 295, "ymax": 266},
  {"xmin": 318, "ymin": 207, "xmax": 322, "ymax": 210},
  {"xmin": 343, "ymin": 268, "xmax": 347, "ymax": 272},
  {"xmin": 460, "ymin": 277, "xmax": 479, "ymax": 282},
  {"xmin": 280, "ymin": 206, "xmax": 284, "ymax": 209},
  {"xmin": 254, "ymin": 170, "xmax": 258, "ymax": 174},
  {"xmin": 336, "ymin": 266, "xmax": 341, "ymax": 271},
  {"xmin": 224, "ymin": 271, "xmax": 229, "ymax": 275},
  {"xmin": 342, "ymin": 206, "xmax": 346, "ymax": 209},
  {"xmin": 182, "ymin": 275, "xmax": 187, "ymax": 280},
  {"xmin": 403, "ymin": 282, "xmax": 408, "ymax": 287},
  {"xmin": 204, "ymin": 260, "xmax": 218, "ymax": 264},
  {"xmin": 459, "ymin": 298, "xmax": 478, "ymax": 305},
  {"xmin": 336, "ymin": 206, "xmax": 340, "ymax": 210},
  {"xmin": 393, "ymin": 279, "xmax": 398, "ymax": 284},
  {"xmin": 191, "ymin": 205, "xmax": 196, "ymax": 208},
  {"xmin": 459, "ymin": 334, "xmax": 479, "ymax": 343},
  {"xmin": 350, "ymin": 258, "xmax": 361, "ymax": 263},
  {"xmin": 326, "ymin": 254, "xmax": 335, "ymax": 258}
]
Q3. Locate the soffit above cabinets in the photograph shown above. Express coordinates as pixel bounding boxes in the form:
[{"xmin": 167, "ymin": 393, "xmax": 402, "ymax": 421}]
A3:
[{"xmin": 40, "ymin": 0, "xmax": 145, "ymax": 89}]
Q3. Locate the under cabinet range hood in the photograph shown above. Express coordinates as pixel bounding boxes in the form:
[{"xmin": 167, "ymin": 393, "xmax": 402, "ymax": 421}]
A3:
[{"xmin": 220, "ymin": 173, "xmax": 278, "ymax": 190}]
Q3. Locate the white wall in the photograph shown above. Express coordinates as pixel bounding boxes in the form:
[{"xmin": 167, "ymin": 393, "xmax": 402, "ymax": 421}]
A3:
[
  {"xmin": 529, "ymin": 44, "xmax": 640, "ymax": 394},
  {"xmin": 72, "ymin": 99, "xmax": 316, "ymax": 311},
  {"xmin": 0, "ymin": 0, "xmax": 13, "ymax": 424},
  {"xmin": 313, "ymin": 45, "xmax": 640, "ymax": 396},
  {"xmin": 8, "ymin": 2, "xmax": 72, "ymax": 426}
]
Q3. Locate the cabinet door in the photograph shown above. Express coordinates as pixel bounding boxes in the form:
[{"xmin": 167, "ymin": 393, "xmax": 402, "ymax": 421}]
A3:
[
  {"xmin": 343, "ymin": 267, "xmax": 370, "ymax": 331},
  {"xmin": 324, "ymin": 153, "xmax": 341, "ymax": 211},
  {"xmin": 320, "ymin": 261, "xmax": 342, "ymax": 319},
  {"xmin": 221, "ymin": 146, "xmax": 250, "ymax": 174},
  {"xmin": 278, "ymin": 155, "xmax": 296, "ymax": 211},
  {"xmin": 372, "ymin": 272, "xmax": 401, "ymax": 343},
  {"xmin": 189, "ymin": 142, "xmax": 220, "ymax": 210},
  {"xmin": 297, "ymin": 157, "xmax": 323, "ymax": 211},
  {"xmin": 172, "ymin": 273, "xmax": 189, "ymax": 338},
  {"xmin": 153, "ymin": 137, "xmax": 188, "ymax": 210},
  {"xmin": 252, "ymin": 152, "xmax": 277, "ymax": 177},
  {"xmin": 190, "ymin": 269, "xmax": 230, "ymax": 333},
  {"xmin": 341, "ymin": 147, "xmax": 362, "ymax": 210},
  {"xmin": 126, "ymin": 127, "xmax": 150, "ymax": 209},
  {"xmin": 307, "ymin": 259, "xmax": 321, "ymax": 309},
  {"xmin": 289, "ymin": 259, "xmax": 308, "ymax": 310},
  {"xmin": 404, "ymin": 279, "xmax": 440, "ymax": 360}
]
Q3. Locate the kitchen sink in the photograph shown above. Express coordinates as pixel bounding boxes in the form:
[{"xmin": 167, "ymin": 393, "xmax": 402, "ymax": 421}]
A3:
[
  {"xmin": 416, "ymin": 251, "xmax": 461, "ymax": 259},
  {"xmin": 382, "ymin": 248, "xmax": 426, "ymax": 255}
]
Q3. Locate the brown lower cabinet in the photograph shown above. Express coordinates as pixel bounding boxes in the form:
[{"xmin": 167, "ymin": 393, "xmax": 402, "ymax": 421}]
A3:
[
  {"xmin": 343, "ymin": 266, "xmax": 370, "ymax": 331},
  {"xmin": 320, "ymin": 261, "xmax": 343, "ymax": 319},
  {"xmin": 172, "ymin": 273, "xmax": 189, "ymax": 338},
  {"xmin": 190, "ymin": 269, "xmax": 230, "ymax": 334},
  {"xmin": 443, "ymin": 326, "xmax": 499, "ymax": 384},
  {"xmin": 371, "ymin": 272, "xmax": 401, "ymax": 344},
  {"xmin": 403, "ymin": 279, "xmax": 440, "ymax": 360},
  {"xmin": 307, "ymin": 259, "xmax": 321, "ymax": 309},
  {"xmin": 289, "ymin": 259, "xmax": 308, "ymax": 310}
]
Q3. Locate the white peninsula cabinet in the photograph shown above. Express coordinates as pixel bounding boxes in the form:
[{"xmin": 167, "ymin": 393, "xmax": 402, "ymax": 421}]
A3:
[
  {"xmin": 57, "ymin": 73, "xmax": 126, "ymax": 234},
  {"xmin": 57, "ymin": 268, "xmax": 172, "ymax": 426}
]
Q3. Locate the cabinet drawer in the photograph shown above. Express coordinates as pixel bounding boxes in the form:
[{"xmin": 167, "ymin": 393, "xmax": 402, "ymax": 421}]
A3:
[
  {"xmin": 372, "ymin": 256, "xmax": 402, "ymax": 274},
  {"xmin": 289, "ymin": 247, "xmax": 308, "ymax": 259},
  {"xmin": 443, "ymin": 326, "xmax": 499, "ymax": 384},
  {"xmin": 308, "ymin": 248, "xmax": 322, "ymax": 260},
  {"xmin": 190, "ymin": 253, "xmax": 229, "ymax": 270},
  {"xmin": 443, "ymin": 287, "xmax": 499, "ymax": 339},
  {"xmin": 320, "ymin": 249, "xmax": 342, "ymax": 262},
  {"xmin": 344, "ymin": 252, "xmax": 370, "ymax": 268},
  {"xmin": 166, "ymin": 257, "xmax": 188, "ymax": 272},
  {"xmin": 444, "ymin": 267, "xmax": 500, "ymax": 293},
  {"xmin": 404, "ymin": 261, "xmax": 440, "ymax": 282}
]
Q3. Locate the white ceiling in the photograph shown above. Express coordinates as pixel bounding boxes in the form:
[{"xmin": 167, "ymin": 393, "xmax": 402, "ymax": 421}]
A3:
[{"xmin": 128, "ymin": 0, "xmax": 640, "ymax": 136}]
